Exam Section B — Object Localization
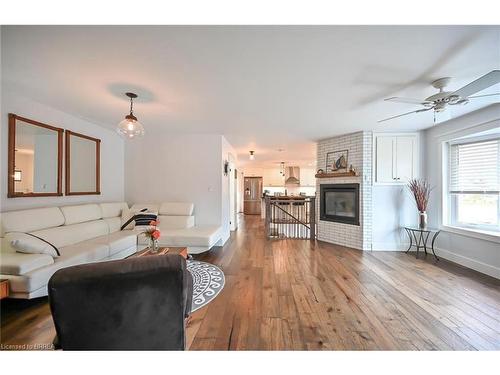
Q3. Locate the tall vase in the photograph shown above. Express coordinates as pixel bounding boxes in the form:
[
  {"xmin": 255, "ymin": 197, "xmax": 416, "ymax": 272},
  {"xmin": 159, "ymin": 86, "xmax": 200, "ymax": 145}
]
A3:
[{"xmin": 419, "ymin": 211, "xmax": 427, "ymax": 229}]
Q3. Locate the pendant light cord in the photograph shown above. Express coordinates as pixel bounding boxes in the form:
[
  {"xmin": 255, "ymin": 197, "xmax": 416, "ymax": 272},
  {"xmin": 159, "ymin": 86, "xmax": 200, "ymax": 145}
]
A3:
[{"xmin": 129, "ymin": 96, "xmax": 134, "ymax": 115}]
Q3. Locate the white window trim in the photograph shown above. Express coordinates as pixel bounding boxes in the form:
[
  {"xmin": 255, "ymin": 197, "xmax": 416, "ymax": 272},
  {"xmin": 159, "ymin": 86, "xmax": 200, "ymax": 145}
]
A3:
[
  {"xmin": 442, "ymin": 132, "xmax": 500, "ymax": 239},
  {"xmin": 441, "ymin": 224, "xmax": 500, "ymax": 244}
]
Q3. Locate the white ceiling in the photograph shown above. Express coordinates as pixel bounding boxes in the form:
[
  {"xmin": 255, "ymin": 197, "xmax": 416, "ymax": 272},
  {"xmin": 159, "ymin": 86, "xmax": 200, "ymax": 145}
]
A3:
[{"xmin": 2, "ymin": 26, "xmax": 499, "ymax": 168}]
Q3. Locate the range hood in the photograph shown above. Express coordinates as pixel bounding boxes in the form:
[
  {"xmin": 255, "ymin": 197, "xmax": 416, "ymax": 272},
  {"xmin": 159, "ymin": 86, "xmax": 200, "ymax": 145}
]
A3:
[{"xmin": 285, "ymin": 166, "xmax": 300, "ymax": 185}]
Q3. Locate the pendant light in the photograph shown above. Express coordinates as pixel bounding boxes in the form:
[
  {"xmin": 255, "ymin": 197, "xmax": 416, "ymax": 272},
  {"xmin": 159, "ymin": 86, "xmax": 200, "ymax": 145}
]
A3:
[
  {"xmin": 117, "ymin": 92, "xmax": 145, "ymax": 139},
  {"xmin": 280, "ymin": 162, "xmax": 285, "ymax": 176},
  {"xmin": 249, "ymin": 151, "xmax": 255, "ymax": 160}
]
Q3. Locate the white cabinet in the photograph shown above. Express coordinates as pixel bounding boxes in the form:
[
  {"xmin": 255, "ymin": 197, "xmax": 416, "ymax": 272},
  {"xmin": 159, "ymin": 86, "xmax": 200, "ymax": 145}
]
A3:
[
  {"xmin": 299, "ymin": 168, "xmax": 316, "ymax": 187},
  {"xmin": 374, "ymin": 133, "xmax": 419, "ymax": 184},
  {"xmin": 263, "ymin": 169, "xmax": 285, "ymax": 186}
]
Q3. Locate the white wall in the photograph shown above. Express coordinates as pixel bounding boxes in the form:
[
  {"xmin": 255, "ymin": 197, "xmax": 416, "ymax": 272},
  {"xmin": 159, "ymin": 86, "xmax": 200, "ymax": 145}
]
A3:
[
  {"xmin": 125, "ymin": 133, "xmax": 234, "ymax": 244},
  {"xmin": 424, "ymin": 104, "xmax": 500, "ymax": 279},
  {"xmin": 0, "ymin": 91, "xmax": 125, "ymax": 212},
  {"xmin": 372, "ymin": 185, "xmax": 419, "ymax": 250},
  {"xmin": 371, "ymin": 133, "xmax": 424, "ymax": 251}
]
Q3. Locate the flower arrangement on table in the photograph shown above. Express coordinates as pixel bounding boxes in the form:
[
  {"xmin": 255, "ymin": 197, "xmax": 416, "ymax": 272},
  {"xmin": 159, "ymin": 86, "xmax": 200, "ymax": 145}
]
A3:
[{"xmin": 143, "ymin": 220, "xmax": 161, "ymax": 252}]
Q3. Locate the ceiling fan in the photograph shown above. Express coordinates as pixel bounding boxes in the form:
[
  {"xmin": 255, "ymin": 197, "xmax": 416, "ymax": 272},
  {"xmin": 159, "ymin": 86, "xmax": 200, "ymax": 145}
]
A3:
[{"xmin": 378, "ymin": 70, "xmax": 500, "ymax": 123}]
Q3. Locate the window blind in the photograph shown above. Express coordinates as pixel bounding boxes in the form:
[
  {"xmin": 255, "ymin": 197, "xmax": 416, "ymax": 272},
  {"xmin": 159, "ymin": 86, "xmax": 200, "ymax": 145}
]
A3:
[{"xmin": 449, "ymin": 138, "xmax": 500, "ymax": 194}]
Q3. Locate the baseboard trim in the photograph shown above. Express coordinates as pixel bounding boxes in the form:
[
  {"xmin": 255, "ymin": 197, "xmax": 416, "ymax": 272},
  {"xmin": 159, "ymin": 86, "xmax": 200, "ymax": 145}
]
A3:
[
  {"xmin": 433, "ymin": 246, "xmax": 500, "ymax": 279},
  {"xmin": 371, "ymin": 242, "xmax": 408, "ymax": 251},
  {"xmin": 370, "ymin": 242, "xmax": 499, "ymax": 279}
]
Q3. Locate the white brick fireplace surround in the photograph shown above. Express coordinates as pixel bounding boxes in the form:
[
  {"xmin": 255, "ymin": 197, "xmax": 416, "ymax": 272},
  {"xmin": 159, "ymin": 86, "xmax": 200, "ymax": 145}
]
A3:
[{"xmin": 316, "ymin": 131, "xmax": 372, "ymax": 250}]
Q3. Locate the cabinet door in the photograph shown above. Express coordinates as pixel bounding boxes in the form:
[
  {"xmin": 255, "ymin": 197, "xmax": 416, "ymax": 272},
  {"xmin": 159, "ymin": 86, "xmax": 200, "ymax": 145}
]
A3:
[
  {"xmin": 395, "ymin": 136, "xmax": 415, "ymax": 182},
  {"xmin": 300, "ymin": 168, "xmax": 315, "ymax": 186},
  {"xmin": 375, "ymin": 136, "xmax": 395, "ymax": 183}
]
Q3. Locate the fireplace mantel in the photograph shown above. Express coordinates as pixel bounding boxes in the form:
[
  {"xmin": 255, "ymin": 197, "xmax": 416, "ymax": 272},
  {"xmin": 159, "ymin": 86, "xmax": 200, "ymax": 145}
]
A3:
[{"xmin": 315, "ymin": 171, "xmax": 357, "ymax": 178}]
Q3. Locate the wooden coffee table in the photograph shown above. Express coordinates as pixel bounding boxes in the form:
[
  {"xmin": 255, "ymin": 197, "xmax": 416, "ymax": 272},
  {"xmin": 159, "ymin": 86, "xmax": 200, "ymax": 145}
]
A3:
[{"xmin": 130, "ymin": 246, "xmax": 188, "ymax": 259}]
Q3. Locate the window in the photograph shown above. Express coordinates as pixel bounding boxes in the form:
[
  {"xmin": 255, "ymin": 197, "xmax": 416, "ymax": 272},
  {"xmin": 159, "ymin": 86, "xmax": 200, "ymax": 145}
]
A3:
[{"xmin": 448, "ymin": 137, "xmax": 500, "ymax": 233}]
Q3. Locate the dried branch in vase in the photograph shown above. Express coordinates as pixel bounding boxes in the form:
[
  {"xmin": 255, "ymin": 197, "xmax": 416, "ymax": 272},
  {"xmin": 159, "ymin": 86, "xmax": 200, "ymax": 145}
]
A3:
[{"xmin": 407, "ymin": 178, "xmax": 432, "ymax": 212}]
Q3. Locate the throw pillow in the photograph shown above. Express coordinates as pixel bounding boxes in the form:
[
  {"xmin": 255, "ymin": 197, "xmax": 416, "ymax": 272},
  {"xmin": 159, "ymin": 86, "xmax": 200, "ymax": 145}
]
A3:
[
  {"xmin": 7, "ymin": 232, "xmax": 60, "ymax": 258},
  {"xmin": 121, "ymin": 207, "xmax": 136, "ymax": 230},
  {"xmin": 134, "ymin": 210, "xmax": 158, "ymax": 228}
]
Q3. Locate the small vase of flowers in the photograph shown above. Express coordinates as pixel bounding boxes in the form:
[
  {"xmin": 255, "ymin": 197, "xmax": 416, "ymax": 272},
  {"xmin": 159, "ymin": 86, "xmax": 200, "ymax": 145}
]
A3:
[
  {"xmin": 408, "ymin": 179, "xmax": 432, "ymax": 229},
  {"xmin": 144, "ymin": 220, "xmax": 161, "ymax": 253}
]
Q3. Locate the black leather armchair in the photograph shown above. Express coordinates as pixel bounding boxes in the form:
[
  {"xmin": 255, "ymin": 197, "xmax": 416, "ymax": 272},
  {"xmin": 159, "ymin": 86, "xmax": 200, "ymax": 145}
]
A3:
[{"xmin": 48, "ymin": 254, "xmax": 193, "ymax": 350}]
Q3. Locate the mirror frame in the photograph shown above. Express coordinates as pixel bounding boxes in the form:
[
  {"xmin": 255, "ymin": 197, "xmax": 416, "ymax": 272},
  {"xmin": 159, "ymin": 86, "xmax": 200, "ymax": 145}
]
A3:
[
  {"xmin": 8, "ymin": 113, "xmax": 64, "ymax": 198},
  {"xmin": 65, "ymin": 130, "xmax": 101, "ymax": 196}
]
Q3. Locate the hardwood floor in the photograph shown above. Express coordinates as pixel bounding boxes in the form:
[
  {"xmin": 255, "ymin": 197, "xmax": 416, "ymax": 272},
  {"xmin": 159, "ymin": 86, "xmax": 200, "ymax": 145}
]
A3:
[{"xmin": 2, "ymin": 215, "xmax": 499, "ymax": 350}]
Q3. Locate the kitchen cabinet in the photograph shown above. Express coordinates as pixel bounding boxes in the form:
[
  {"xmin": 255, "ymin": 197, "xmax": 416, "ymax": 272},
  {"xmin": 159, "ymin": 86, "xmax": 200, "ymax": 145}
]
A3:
[
  {"xmin": 299, "ymin": 168, "xmax": 316, "ymax": 187},
  {"xmin": 373, "ymin": 133, "xmax": 419, "ymax": 184},
  {"xmin": 262, "ymin": 169, "xmax": 285, "ymax": 187}
]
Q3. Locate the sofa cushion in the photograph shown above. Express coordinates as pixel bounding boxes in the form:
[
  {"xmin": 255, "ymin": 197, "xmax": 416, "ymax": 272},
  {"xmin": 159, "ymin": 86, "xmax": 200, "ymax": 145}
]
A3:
[
  {"xmin": 0, "ymin": 251, "xmax": 54, "ymax": 275},
  {"xmin": 31, "ymin": 220, "xmax": 109, "ymax": 249},
  {"xmin": 100, "ymin": 202, "xmax": 128, "ymax": 218},
  {"xmin": 60, "ymin": 204, "xmax": 102, "ymax": 225},
  {"xmin": 104, "ymin": 217, "xmax": 122, "ymax": 233},
  {"xmin": 6, "ymin": 241, "xmax": 110, "ymax": 294},
  {"xmin": 89, "ymin": 231, "xmax": 137, "ymax": 256},
  {"xmin": 1, "ymin": 207, "xmax": 65, "ymax": 236},
  {"xmin": 6, "ymin": 232, "xmax": 60, "ymax": 257},
  {"xmin": 158, "ymin": 215, "xmax": 194, "ymax": 229},
  {"xmin": 130, "ymin": 204, "xmax": 159, "ymax": 213},
  {"xmin": 159, "ymin": 202, "xmax": 194, "ymax": 216}
]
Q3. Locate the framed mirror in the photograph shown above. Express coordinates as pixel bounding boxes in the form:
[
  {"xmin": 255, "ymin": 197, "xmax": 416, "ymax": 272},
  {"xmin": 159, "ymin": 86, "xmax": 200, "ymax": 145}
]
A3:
[
  {"xmin": 65, "ymin": 130, "xmax": 101, "ymax": 195},
  {"xmin": 8, "ymin": 114, "xmax": 64, "ymax": 198}
]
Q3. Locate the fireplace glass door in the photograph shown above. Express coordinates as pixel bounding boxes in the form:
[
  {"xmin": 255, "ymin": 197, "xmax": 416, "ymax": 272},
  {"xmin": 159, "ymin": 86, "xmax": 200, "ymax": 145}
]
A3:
[{"xmin": 320, "ymin": 183, "xmax": 360, "ymax": 225}]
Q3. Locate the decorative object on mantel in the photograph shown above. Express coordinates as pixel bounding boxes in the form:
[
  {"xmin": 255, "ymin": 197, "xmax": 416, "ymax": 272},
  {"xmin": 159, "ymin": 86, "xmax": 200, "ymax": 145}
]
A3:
[
  {"xmin": 315, "ymin": 171, "xmax": 357, "ymax": 178},
  {"xmin": 117, "ymin": 92, "xmax": 145, "ymax": 139},
  {"xmin": 326, "ymin": 149, "xmax": 348, "ymax": 173},
  {"xmin": 143, "ymin": 220, "xmax": 161, "ymax": 253},
  {"xmin": 408, "ymin": 178, "xmax": 432, "ymax": 229}
]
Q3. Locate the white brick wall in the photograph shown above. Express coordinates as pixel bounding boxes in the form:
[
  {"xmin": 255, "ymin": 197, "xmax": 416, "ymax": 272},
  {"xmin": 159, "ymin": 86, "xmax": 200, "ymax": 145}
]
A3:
[{"xmin": 316, "ymin": 131, "xmax": 373, "ymax": 250}]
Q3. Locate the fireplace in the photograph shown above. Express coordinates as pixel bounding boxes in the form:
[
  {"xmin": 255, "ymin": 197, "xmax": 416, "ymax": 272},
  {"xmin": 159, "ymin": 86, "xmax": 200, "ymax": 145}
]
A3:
[{"xmin": 320, "ymin": 183, "xmax": 360, "ymax": 225}]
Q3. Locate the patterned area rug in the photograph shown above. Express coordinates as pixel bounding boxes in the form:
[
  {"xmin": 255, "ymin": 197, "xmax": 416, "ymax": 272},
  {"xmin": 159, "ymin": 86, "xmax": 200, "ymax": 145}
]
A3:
[{"xmin": 187, "ymin": 260, "xmax": 225, "ymax": 312}]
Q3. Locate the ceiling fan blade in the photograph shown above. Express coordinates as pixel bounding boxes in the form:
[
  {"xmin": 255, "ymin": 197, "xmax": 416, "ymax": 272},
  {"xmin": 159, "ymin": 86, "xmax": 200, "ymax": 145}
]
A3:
[
  {"xmin": 384, "ymin": 97, "xmax": 432, "ymax": 105},
  {"xmin": 451, "ymin": 70, "xmax": 500, "ymax": 98},
  {"xmin": 468, "ymin": 93, "xmax": 500, "ymax": 99},
  {"xmin": 378, "ymin": 108, "xmax": 432, "ymax": 123}
]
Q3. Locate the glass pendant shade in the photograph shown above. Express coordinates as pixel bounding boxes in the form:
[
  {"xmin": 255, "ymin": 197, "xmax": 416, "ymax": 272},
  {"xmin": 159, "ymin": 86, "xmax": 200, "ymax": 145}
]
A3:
[
  {"xmin": 117, "ymin": 92, "xmax": 144, "ymax": 139},
  {"xmin": 117, "ymin": 116, "xmax": 145, "ymax": 139}
]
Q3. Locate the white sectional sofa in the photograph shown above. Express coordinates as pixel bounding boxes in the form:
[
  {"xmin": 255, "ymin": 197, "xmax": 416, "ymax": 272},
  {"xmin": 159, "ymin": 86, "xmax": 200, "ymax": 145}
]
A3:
[
  {"xmin": 0, "ymin": 201, "xmax": 222, "ymax": 299},
  {"xmin": 131, "ymin": 202, "xmax": 222, "ymax": 255}
]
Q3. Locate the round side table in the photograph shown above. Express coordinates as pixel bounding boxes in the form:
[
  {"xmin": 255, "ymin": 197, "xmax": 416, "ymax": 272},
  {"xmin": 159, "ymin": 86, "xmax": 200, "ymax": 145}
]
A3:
[{"xmin": 404, "ymin": 226, "xmax": 440, "ymax": 261}]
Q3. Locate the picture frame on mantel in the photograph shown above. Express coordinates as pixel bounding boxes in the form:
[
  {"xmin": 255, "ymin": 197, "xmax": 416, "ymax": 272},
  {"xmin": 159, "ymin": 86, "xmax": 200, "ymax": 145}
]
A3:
[{"xmin": 326, "ymin": 149, "xmax": 349, "ymax": 173}]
